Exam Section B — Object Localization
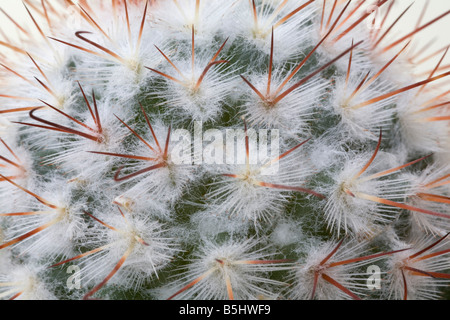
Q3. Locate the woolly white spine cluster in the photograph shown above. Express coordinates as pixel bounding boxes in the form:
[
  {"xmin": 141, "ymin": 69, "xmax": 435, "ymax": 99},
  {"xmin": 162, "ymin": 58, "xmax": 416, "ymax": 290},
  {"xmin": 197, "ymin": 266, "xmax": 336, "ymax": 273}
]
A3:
[{"xmin": 0, "ymin": 0, "xmax": 449, "ymax": 301}]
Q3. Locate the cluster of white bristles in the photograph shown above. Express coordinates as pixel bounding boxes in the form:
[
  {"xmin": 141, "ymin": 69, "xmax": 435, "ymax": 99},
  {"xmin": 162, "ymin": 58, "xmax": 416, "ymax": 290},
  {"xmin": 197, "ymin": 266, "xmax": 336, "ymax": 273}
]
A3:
[{"xmin": 0, "ymin": 0, "xmax": 449, "ymax": 300}]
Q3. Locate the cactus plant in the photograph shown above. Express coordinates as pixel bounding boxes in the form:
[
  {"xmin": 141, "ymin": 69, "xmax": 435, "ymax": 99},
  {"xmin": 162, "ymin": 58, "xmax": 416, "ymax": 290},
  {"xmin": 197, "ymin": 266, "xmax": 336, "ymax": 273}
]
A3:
[{"xmin": 0, "ymin": 0, "xmax": 449, "ymax": 300}]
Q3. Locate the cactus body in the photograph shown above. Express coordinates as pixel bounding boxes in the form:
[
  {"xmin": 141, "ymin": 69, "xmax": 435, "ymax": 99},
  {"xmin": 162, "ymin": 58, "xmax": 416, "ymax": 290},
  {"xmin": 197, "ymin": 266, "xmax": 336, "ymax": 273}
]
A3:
[{"xmin": 0, "ymin": 0, "xmax": 449, "ymax": 300}]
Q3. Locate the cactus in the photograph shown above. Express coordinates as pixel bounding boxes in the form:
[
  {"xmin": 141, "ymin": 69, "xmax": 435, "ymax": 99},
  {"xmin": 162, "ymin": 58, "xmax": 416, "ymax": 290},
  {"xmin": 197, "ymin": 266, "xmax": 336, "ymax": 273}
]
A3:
[{"xmin": 0, "ymin": 0, "xmax": 449, "ymax": 300}]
